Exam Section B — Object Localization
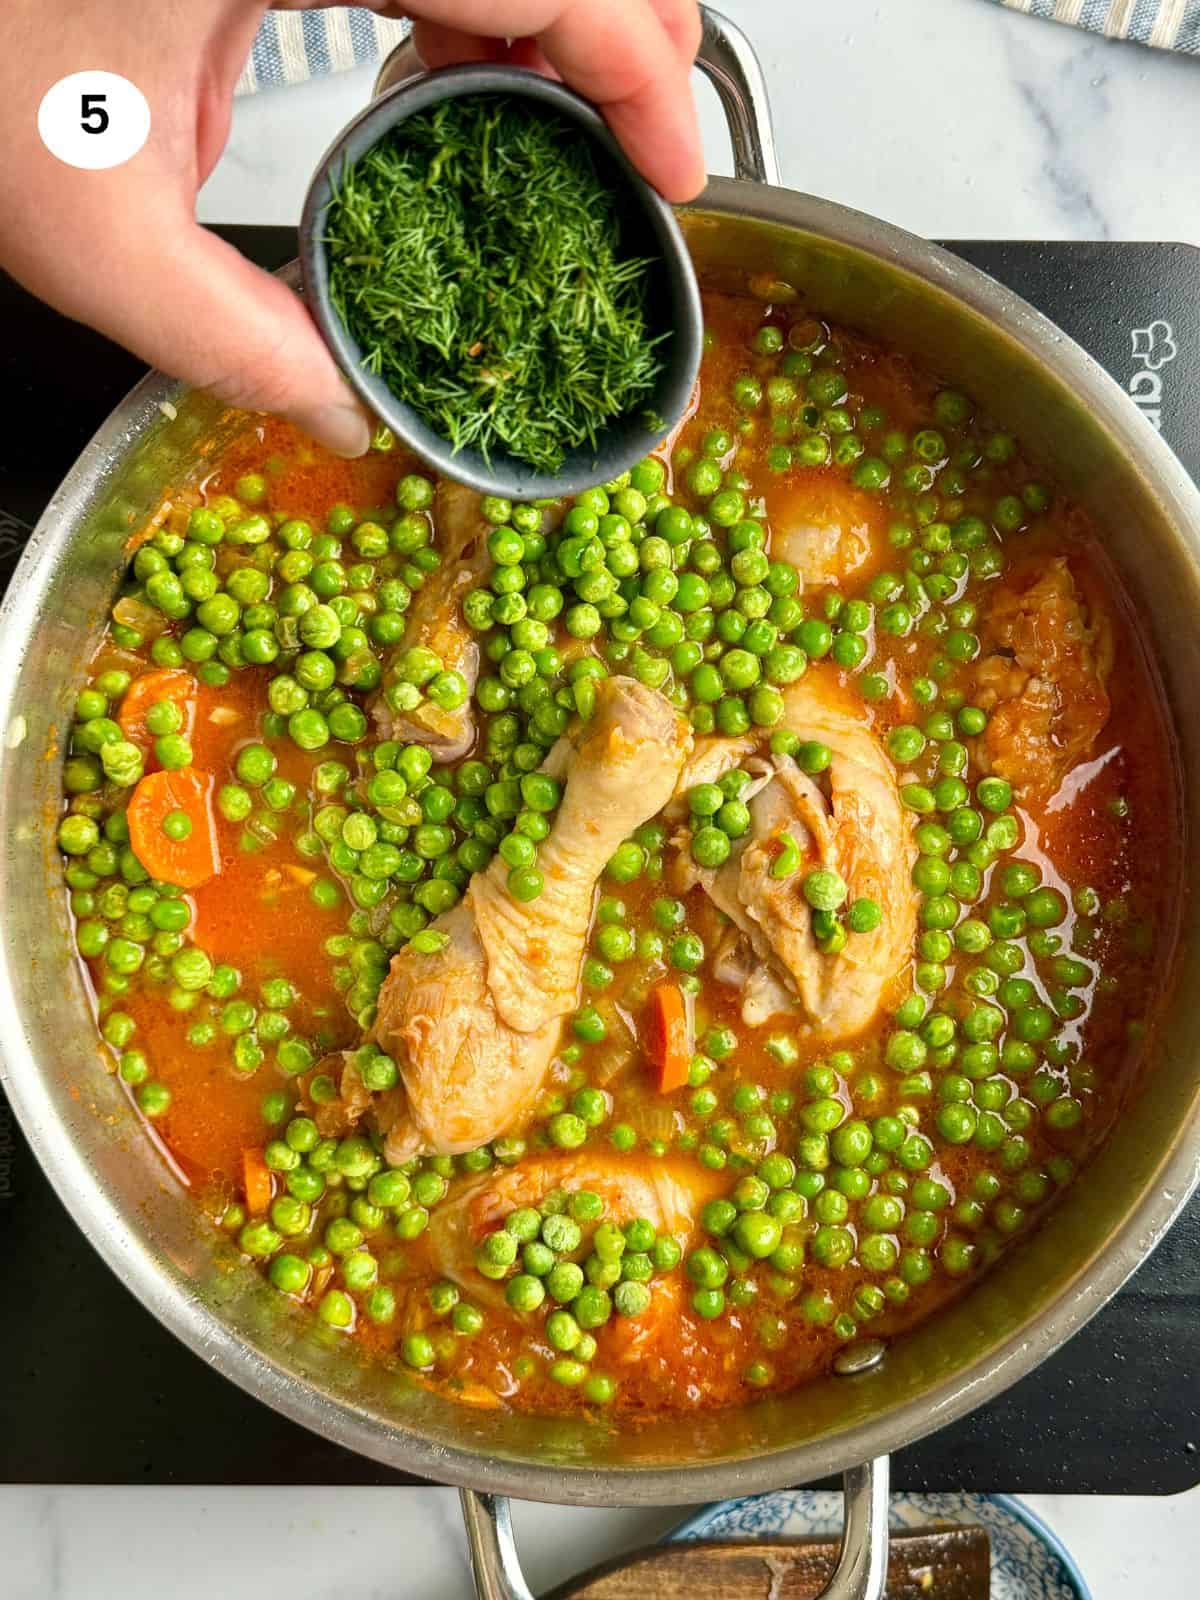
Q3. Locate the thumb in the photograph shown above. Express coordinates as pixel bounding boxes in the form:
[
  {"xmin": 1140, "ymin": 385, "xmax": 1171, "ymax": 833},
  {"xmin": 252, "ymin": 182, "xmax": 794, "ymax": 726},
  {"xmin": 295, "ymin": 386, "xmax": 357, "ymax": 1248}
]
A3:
[{"xmin": 101, "ymin": 219, "xmax": 372, "ymax": 457}]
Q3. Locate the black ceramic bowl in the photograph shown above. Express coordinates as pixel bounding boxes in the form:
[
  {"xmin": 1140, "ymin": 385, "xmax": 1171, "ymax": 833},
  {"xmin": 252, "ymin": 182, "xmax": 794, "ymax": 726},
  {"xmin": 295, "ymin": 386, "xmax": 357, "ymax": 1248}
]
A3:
[{"xmin": 299, "ymin": 64, "xmax": 704, "ymax": 502}]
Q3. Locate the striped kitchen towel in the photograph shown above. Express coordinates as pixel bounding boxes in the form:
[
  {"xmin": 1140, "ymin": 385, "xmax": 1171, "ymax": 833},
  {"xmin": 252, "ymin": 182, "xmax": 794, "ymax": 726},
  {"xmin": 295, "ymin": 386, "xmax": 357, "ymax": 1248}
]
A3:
[
  {"xmin": 987, "ymin": 0, "xmax": 1200, "ymax": 51},
  {"xmin": 236, "ymin": 1, "xmax": 1200, "ymax": 94},
  {"xmin": 235, "ymin": 8, "xmax": 411, "ymax": 95}
]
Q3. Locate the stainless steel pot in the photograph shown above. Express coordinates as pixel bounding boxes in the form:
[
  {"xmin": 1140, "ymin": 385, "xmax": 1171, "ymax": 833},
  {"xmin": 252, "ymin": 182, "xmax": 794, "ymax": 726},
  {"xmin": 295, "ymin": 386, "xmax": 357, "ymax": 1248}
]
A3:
[{"xmin": 2, "ymin": 10, "xmax": 1200, "ymax": 1600}]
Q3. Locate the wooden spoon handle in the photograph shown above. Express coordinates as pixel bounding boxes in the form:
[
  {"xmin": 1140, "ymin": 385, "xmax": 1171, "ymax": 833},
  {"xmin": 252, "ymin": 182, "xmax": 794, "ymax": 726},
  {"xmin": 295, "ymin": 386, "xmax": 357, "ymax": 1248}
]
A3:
[{"xmin": 546, "ymin": 1527, "xmax": 991, "ymax": 1600}]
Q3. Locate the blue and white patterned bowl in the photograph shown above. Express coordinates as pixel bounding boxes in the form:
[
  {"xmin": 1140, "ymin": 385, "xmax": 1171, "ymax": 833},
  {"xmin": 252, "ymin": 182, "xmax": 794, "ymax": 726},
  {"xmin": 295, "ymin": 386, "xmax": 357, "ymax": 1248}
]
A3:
[{"xmin": 668, "ymin": 1489, "xmax": 1091, "ymax": 1600}]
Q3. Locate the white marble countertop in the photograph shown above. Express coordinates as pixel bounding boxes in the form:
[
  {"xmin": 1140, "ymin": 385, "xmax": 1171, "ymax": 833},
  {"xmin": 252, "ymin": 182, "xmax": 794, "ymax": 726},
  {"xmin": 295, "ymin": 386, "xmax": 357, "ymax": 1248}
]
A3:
[
  {"xmin": 199, "ymin": 0, "xmax": 1200, "ymax": 242},
  {"xmin": 9, "ymin": 1, "xmax": 1200, "ymax": 1595},
  {"xmin": 2, "ymin": 1481, "xmax": 1196, "ymax": 1598}
]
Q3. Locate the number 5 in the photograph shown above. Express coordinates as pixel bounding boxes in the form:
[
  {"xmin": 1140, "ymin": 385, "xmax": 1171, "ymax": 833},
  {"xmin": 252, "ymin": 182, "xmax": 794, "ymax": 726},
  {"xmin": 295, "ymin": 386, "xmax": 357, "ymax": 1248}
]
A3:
[{"xmin": 80, "ymin": 93, "xmax": 109, "ymax": 135}]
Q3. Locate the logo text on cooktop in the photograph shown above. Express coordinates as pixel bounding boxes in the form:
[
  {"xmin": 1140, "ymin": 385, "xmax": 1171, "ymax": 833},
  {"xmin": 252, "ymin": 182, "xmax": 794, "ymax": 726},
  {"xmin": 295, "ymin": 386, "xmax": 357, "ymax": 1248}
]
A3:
[{"xmin": 1128, "ymin": 320, "xmax": 1178, "ymax": 431}]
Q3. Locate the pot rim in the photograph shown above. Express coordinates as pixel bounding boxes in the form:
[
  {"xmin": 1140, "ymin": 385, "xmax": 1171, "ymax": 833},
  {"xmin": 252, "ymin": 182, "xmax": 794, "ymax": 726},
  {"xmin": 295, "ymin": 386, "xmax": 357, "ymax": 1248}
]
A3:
[{"xmin": 3, "ymin": 183, "xmax": 1200, "ymax": 1506}]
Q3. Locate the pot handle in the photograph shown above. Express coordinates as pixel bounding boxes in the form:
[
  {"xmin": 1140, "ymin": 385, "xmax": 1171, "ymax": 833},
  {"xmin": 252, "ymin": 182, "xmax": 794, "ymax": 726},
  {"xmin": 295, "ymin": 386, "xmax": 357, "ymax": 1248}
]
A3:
[
  {"xmin": 461, "ymin": 1490, "xmax": 535, "ymax": 1600},
  {"xmin": 460, "ymin": 1458, "xmax": 890, "ymax": 1600},
  {"xmin": 372, "ymin": 8, "xmax": 780, "ymax": 188},
  {"xmin": 695, "ymin": 7, "xmax": 781, "ymax": 187},
  {"xmin": 371, "ymin": 33, "xmax": 424, "ymax": 98}
]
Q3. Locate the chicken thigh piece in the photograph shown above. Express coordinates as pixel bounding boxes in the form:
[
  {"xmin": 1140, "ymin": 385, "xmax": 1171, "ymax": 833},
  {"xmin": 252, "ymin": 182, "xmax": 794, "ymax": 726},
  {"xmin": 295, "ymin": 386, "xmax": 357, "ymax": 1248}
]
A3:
[
  {"xmin": 765, "ymin": 478, "xmax": 887, "ymax": 590},
  {"xmin": 369, "ymin": 481, "xmax": 489, "ymax": 762},
  {"xmin": 970, "ymin": 557, "xmax": 1112, "ymax": 807},
  {"xmin": 688, "ymin": 673, "xmax": 916, "ymax": 1040},
  {"xmin": 669, "ymin": 733, "xmax": 760, "ymax": 815},
  {"xmin": 370, "ymin": 677, "xmax": 692, "ymax": 1158},
  {"xmin": 427, "ymin": 1150, "xmax": 723, "ymax": 1312}
]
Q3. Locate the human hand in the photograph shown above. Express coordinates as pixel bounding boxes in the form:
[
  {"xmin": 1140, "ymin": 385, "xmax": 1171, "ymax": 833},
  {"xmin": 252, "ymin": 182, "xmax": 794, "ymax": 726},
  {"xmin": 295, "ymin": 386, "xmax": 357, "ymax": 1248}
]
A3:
[
  {"xmin": 379, "ymin": 0, "xmax": 705, "ymax": 202},
  {"xmin": 1, "ymin": 0, "xmax": 704, "ymax": 458}
]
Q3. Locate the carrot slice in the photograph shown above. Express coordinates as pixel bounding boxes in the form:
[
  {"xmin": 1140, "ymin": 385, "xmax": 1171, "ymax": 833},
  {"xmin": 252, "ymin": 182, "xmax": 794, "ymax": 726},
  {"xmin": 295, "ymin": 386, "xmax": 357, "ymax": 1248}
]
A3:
[
  {"xmin": 118, "ymin": 668, "xmax": 196, "ymax": 743},
  {"xmin": 243, "ymin": 1147, "xmax": 273, "ymax": 1215},
  {"xmin": 644, "ymin": 982, "xmax": 693, "ymax": 1093},
  {"xmin": 127, "ymin": 767, "xmax": 219, "ymax": 888}
]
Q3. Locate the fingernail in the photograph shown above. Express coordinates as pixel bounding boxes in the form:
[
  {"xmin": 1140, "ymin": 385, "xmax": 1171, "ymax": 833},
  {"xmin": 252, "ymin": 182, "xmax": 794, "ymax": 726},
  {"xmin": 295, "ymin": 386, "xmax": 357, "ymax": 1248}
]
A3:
[{"xmin": 299, "ymin": 402, "xmax": 373, "ymax": 458}]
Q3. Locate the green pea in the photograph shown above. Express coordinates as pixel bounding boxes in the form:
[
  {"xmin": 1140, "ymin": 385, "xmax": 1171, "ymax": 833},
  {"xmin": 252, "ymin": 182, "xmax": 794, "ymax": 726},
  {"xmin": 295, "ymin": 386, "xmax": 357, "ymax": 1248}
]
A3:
[
  {"xmin": 802, "ymin": 869, "xmax": 847, "ymax": 912},
  {"xmin": 733, "ymin": 1210, "xmax": 783, "ymax": 1259},
  {"xmin": 393, "ymin": 1329, "xmax": 437, "ymax": 1369},
  {"xmin": 503, "ymin": 1273, "xmax": 545, "ymax": 1313},
  {"xmin": 1012, "ymin": 1003, "xmax": 1055, "ymax": 1043},
  {"xmin": 548, "ymin": 1112, "xmax": 588, "ymax": 1150},
  {"xmin": 1026, "ymin": 888, "xmax": 1067, "ymax": 928},
  {"xmin": 808, "ymin": 1225, "xmax": 853, "ymax": 1269},
  {"xmin": 58, "ymin": 813, "xmax": 101, "ymax": 857},
  {"xmin": 231, "ymin": 744, "xmax": 272, "ymax": 788},
  {"xmin": 572, "ymin": 1285, "xmax": 613, "ymax": 1329},
  {"xmin": 977, "ymin": 776, "xmax": 1012, "ymax": 812},
  {"xmin": 686, "ymin": 1246, "xmax": 728, "ymax": 1289},
  {"xmin": 131, "ymin": 1078, "xmax": 169, "ymax": 1117},
  {"xmin": 541, "ymin": 1308, "xmax": 582, "ymax": 1353},
  {"xmin": 800, "ymin": 1097, "xmax": 844, "ymax": 1135},
  {"xmin": 669, "ymin": 932, "xmax": 704, "ymax": 973}
]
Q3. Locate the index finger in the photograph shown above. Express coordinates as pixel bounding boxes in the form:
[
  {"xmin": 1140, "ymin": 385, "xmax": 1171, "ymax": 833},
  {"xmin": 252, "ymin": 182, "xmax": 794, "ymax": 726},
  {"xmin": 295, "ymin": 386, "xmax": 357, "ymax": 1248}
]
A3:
[
  {"xmin": 646, "ymin": 0, "xmax": 703, "ymax": 67},
  {"xmin": 542, "ymin": 0, "xmax": 706, "ymax": 201},
  {"xmin": 395, "ymin": 0, "xmax": 706, "ymax": 201}
]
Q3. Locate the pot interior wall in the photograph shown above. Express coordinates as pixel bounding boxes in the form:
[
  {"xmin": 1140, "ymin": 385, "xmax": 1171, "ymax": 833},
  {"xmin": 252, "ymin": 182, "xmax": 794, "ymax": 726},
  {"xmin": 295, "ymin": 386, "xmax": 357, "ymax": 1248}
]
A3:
[{"xmin": 2, "ymin": 198, "xmax": 1199, "ymax": 1504}]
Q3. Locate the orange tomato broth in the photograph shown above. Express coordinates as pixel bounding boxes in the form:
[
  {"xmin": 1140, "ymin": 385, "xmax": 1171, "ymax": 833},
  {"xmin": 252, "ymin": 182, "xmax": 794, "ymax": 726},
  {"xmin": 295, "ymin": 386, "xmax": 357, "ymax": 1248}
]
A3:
[
  {"xmin": 104, "ymin": 440, "xmax": 408, "ymax": 1181},
  {"xmin": 69, "ymin": 291, "xmax": 1181, "ymax": 1418}
]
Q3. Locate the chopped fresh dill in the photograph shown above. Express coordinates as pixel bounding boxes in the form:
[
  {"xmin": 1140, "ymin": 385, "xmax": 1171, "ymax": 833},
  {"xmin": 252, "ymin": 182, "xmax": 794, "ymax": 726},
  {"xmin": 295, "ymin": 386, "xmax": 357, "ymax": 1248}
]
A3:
[{"xmin": 324, "ymin": 95, "xmax": 665, "ymax": 475}]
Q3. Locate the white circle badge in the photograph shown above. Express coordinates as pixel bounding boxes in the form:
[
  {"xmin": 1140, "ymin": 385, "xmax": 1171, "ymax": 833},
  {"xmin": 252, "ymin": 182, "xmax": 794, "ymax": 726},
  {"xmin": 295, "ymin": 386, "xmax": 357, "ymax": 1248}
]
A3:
[{"xmin": 37, "ymin": 71, "xmax": 151, "ymax": 171}]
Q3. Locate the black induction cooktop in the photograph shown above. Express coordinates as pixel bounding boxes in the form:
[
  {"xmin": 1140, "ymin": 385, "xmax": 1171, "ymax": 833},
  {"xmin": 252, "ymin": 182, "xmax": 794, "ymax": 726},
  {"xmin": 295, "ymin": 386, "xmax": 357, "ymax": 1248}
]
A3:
[{"xmin": 1, "ymin": 229, "xmax": 1198, "ymax": 1494}]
